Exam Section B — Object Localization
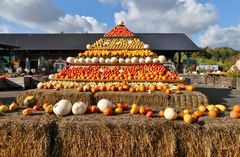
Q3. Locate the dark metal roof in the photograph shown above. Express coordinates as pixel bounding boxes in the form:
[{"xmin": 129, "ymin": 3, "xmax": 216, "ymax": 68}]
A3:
[
  {"xmin": 0, "ymin": 42, "xmax": 20, "ymax": 49},
  {"xmin": 0, "ymin": 33, "xmax": 199, "ymax": 51}
]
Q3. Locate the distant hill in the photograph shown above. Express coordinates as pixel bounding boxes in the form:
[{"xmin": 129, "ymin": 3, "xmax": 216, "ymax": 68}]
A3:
[{"xmin": 191, "ymin": 47, "xmax": 240, "ymax": 71}]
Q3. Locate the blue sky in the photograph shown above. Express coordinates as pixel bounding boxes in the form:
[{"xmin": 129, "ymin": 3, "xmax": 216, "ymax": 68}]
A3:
[{"xmin": 0, "ymin": 0, "xmax": 240, "ymax": 49}]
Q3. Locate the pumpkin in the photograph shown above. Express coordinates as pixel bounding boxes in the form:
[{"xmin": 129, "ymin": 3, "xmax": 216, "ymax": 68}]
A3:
[
  {"xmin": 125, "ymin": 58, "xmax": 131, "ymax": 64},
  {"xmin": 152, "ymin": 58, "xmax": 159, "ymax": 63},
  {"xmin": 48, "ymin": 74, "xmax": 54, "ymax": 79},
  {"xmin": 138, "ymin": 57, "xmax": 145, "ymax": 64},
  {"xmin": 131, "ymin": 57, "xmax": 138, "ymax": 64},
  {"xmin": 91, "ymin": 57, "xmax": 99, "ymax": 64},
  {"xmin": 85, "ymin": 57, "xmax": 92, "ymax": 63},
  {"xmin": 230, "ymin": 111, "xmax": 239, "ymax": 119},
  {"xmin": 45, "ymin": 105, "xmax": 54, "ymax": 114},
  {"xmin": 105, "ymin": 58, "xmax": 111, "ymax": 64},
  {"xmin": 37, "ymin": 82, "xmax": 44, "ymax": 89},
  {"xmin": 183, "ymin": 114, "xmax": 192, "ymax": 124},
  {"xmin": 99, "ymin": 57, "xmax": 105, "ymax": 63},
  {"xmin": 86, "ymin": 44, "xmax": 91, "ymax": 49},
  {"xmin": 158, "ymin": 55, "xmax": 166, "ymax": 63},
  {"xmin": 9, "ymin": 102, "xmax": 18, "ymax": 111},
  {"xmin": 0, "ymin": 105, "xmax": 9, "ymax": 113},
  {"xmin": 72, "ymin": 101, "xmax": 87, "ymax": 115},
  {"xmin": 145, "ymin": 57, "xmax": 152, "ymax": 63},
  {"xmin": 78, "ymin": 57, "xmax": 85, "ymax": 63},
  {"xmin": 103, "ymin": 107, "xmax": 113, "ymax": 116},
  {"xmin": 66, "ymin": 57, "xmax": 75, "ymax": 63},
  {"xmin": 97, "ymin": 99, "xmax": 113, "ymax": 112},
  {"xmin": 23, "ymin": 96, "xmax": 37, "ymax": 108},
  {"xmin": 111, "ymin": 57, "xmax": 118, "ymax": 63},
  {"xmin": 143, "ymin": 44, "xmax": 150, "ymax": 49},
  {"xmin": 74, "ymin": 58, "xmax": 79, "ymax": 63},
  {"xmin": 53, "ymin": 99, "xmax": 72, "ymax": 116},
  {"xmin": 233, "ymin": 104, "xmax": 240, "ymax": 112},
  {"xmin": 117, "ymin": 21, "xmax": 124, "ymax": 26},
  {"xmin": 23, "ymin": 108, "xmax": 32, "ymax": 116},
  {"xmin": 164, "ymin": 107, "xmax": 177, "ymax": 120},
  {"xmin": 118, "ymin": 58, "xmax": 125, "ymax": 64}
]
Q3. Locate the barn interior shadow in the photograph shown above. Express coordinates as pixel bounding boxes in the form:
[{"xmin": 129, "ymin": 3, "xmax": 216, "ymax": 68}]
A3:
[{"xmin": 196, "ymin": 86, "xmax": 233, "ymax": 104}]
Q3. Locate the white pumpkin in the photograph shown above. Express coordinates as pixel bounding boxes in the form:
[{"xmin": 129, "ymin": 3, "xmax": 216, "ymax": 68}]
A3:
[
  {"xmin": 117, "ymin": 21, "xmax": 124, "ymax": 26},
  {"xmin": 152, "ymin": 58, "xmax": 159, "ymax": 63},
  {"xmin": 145, "ymin": 57, "xmax": 152, "ymax": 63},
  {"xmin": 97, "ymin": 99, "xmax": 113, "ymax": 112},
  {"xmin": 86, "ymin": 44, "xmax": 91, "ymax": 49},
  {"xmin": 91, "ymin": 57, "xmax": 99, "ymax": 64},
  {"xmin": 66, "ymin": 57, "xmax": 75, "ymax": 63},
  {"xmin": 125, "ymin": 58, "xmax": 131, "ymax": 64},
  {"xmin": 105, "ymin": 58, "xmax": 111, "ymax": 64},
  {"xmin": 53, "ymin": 99, "xmax": 72, "ymax": 116},
  {"xmin": 85, "ymin": 57, "xmax": 92, "ymax": 63},
  {"xmin": 78, "ymin": 57, "xmax": 85, "ymax": 63},
  {"xmin": 37, "ymin": 82, "xmax": 44, "ymax": 89},
  {"xmin": 48, "ymin": 74, "xmax": 54, "ymax": 79},
  {"xmin": 72, "ymin": 101, "xmax": 87, "ymax": 115},
  {"xmin": 83, "ymin": 85, "xmax": 90, "ymax": 91},
  {"xmin": 99, "ymin": 57, "xmax": 105, "ymax": 64},
  {"xmin": 164, "ymin": 107, "xmax": 177, "ymax": 120},
  {"xmin": 111, "ymin": 57, "xmax": 118, "ymax": 63},
  {"xmin": 144, "ymin": 44, "xmax": 150, "ymax": 49},
  {"xmin": 118, "ymin": 58, "xmax": 125, "ymax": 64},
  {"xmin": 138, "ymin": 57, "xmax": 145, "ymax": 64},
  {"xmin": 158, "ymin": 55, "xmax": 166, "ymax": 63},
  {"xmin": 131, "ymin": 57, "xmax": 138, "ymax": 64},
  {"xmin": 74, "ymin": 58, "xmax": 79, "ymax": 63}
]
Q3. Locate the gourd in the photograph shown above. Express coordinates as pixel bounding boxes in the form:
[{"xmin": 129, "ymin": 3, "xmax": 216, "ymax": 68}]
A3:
[
  {"xmin": 74, "ymin": 58, "xmax": 79, "ymax": 63},
  {"xmin": 86, "ymin": 44, "xmax": 91, "ymax": 49},
  {"xmin": 53, "ymin": 99, "xmax": 72, "ymax": 116},
  {"xmin": 78, "ymin": 57, "xmax": 85, "ymax": 63},
  {"xmin": 152, "ymin": 58, "xmax": 159, "ymax": 63},
  {"xmin": 144, "ymin": 44, "xmax": 150, "ymax": 49},
  {"xmin": 48, "ymin": 74, "xmax": 54, "ymax": 79},
  {"xmin": 97, "ymin": 99, "xmax": 113, "ymax": 112},
  {"xmin": 138, "ymin": 57, "xmax": 145, "ymax": 64},
  {"xmin": 91, "ymin": 57, "xmax": 99, "ymax": 64},
  {"xmin": 66, "ymin": 57, "xmax": 75, "ymax": 63},
  {"xmin": 164, "ymin": 107, "xmax": 177, "ymax": 120},
  {"xmin": 125, "ymin": 58, "xmax": 131, "ymax": 64},
  {"xmin": 72, "ymin": 101, "xmax": 87, "ymax": 115},
  {"xmin": 158, "ymin": 55, "xmax": 166, "ymax": 63},
  {"xmin": 131, "ymin": 57, "xmax": 138, "ymax": 64},
  {"xmin": 37, "ymin": 82, "xmax": 44, "ymax": 89},
  {"xmin": 99, "ymin": 57, "xmax": 105, "ymax": 63},
  {"xmin": 85, "ymin": 57, "xmax": 92, "ymax": 63},
  {"xmin": 23, "ymin": 96, "xmax": 37, "ymax": 108},
  {"xmin": 111, "ymin": 57, "xmax": 118, "ymax": 63},
  {"xmin": 105, "ymin": 58, "xmax": 111, "ymax": 64},
  {"xmin": 145, "ymin": 57, "xmax": 152, "ymax": 63},
  {"xmin": 118, "ymin": 58, "xmax": 125, "ymax": 64}
]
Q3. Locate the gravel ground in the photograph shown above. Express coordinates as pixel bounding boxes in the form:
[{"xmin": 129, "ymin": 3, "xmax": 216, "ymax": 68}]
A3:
[{"xmin": 0, "ymin": 84, "xmax": 239, "ymax": 106}]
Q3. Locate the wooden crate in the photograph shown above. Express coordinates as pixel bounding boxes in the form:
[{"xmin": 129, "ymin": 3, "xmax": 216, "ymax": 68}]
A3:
[{"xmin": 5, "ymin": 77, "xmax": 25, "ymax": 89}]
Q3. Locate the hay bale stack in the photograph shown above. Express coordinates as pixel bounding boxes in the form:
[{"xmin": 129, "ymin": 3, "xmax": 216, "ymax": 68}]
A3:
[
  {"xmin": 16, "ymin": 89, "xmax": 93, "ymax": 106},
  {"xmin": 201, "ymin": 116, "xmax": 240, "ymax": 157},
  {"xmin": 94, "ymin": 91, "xmax": 208, "ymax": 109},
  {"xmin": 0, "ymin": 112, "xmax": 56, "ymax": 157}
]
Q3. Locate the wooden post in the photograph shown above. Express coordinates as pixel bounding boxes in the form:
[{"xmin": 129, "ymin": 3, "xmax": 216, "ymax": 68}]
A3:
[{"xmin": 178, "ymin": 52, "xmax": 181, "ymax": 72}]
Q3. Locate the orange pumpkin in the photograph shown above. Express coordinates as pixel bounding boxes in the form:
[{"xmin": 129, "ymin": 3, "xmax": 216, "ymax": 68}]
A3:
[{"xmin": 139, "ymin": 85, "xmax": 146, "ymax": 92}]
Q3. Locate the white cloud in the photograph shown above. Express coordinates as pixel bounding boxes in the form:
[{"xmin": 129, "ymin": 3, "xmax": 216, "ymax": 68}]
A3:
[
  {"xmin": 113, "ymin": 0, "xmax": 217, "ymax": 35},
  {"xmin": 0, "ymin": 0, "xmax": 107, "ymax": 33},
  {"xmin": 198, "ymin": 25, "xmax": 240, "ymax": 50},
  {"xmin": 0, "ymin": 25, "xmax": 11, "ymax": 33}
]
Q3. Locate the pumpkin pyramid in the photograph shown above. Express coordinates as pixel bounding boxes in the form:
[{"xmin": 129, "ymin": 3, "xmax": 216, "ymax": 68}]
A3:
[{"xmin": 48, "ymin": 22, "xmax": 183, "ymax": 92}]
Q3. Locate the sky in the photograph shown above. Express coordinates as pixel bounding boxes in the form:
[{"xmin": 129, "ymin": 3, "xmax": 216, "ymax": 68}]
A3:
[{"xmin": 0, "ymin": 0, "xmax": 240, "ymax": 49}]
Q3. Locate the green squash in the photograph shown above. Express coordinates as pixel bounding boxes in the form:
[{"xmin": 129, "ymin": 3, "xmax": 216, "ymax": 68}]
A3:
[{"xmin": 23, "ymin": 96, "xmax": 37, "ymax": 107}]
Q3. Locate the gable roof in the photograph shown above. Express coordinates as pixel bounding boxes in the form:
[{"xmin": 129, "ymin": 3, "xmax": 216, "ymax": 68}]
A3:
[
  {"xmin": 0, "ymin": 33, "xmax": 199, "ymax": 51},
  {"xmin": 0, "ymin": 42, "xmax": 20, "ymax": 49}
]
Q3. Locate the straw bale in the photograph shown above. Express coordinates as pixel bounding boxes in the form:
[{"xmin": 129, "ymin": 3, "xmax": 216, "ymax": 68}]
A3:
[{"xmin": 16, "ymin": 89, "xmax": 93, "ymax": 106}]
